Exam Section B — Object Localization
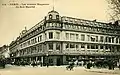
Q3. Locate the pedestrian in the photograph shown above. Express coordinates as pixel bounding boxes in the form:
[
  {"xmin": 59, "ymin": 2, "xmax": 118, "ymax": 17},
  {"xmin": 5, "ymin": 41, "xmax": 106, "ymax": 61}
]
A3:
[
  {"xmin": 70, "ymin": 61, "xmax": 74, "ymax": 70},
  {"xmin": 119, "ymin": 64, "xmax": 120, "ymax": 70},
  {"xmin": 46, "ymin": 62, "xmax": 49, "ymax": 68},
  {"xmin": 87, "ymin": 62, "xmax": 91, "ymax": 69},
  {"xmin": 108, "ymin": 61, "xmax": 112, "ymax": 70},
  {"xmin": 32, "ymin": 61, "xmax": 36, "ymax": 67},
  {"xmin": 74, "ymin": 60, "xmax": 78, "ymax": 67},
  {"xmin": 40, "ymin": 61, "xmax": 43, "ymax": 67},
  {"xmin": 36, "ymin": 60, "xmax": 39, "ymax": 66},
  {"xmin": 112, "ymin": 61, "xmax": 115, "ymax": 70}
]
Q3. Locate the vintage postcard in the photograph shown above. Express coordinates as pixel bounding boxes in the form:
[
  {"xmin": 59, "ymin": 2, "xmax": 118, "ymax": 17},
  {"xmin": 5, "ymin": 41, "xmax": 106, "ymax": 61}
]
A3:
[{"xmin": 0, "ymin": 0, "xmax": 120, "ymax": 75}]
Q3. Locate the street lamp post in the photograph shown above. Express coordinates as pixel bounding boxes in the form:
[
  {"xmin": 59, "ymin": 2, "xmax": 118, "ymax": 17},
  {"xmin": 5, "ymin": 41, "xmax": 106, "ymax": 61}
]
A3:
[{"xmin": 46, "ymin": 54, "xmax": 49, "ymax": 67}]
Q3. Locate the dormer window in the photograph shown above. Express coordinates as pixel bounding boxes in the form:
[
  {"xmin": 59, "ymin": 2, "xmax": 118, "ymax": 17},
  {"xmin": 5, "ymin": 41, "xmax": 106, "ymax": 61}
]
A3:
[
  {"xmin": 56, "ymin": 15, "xmax": 59, "ymax": 19},
  {"xmin": 49, "ymin": 14, "xmax": 52, "ymax": 19}
]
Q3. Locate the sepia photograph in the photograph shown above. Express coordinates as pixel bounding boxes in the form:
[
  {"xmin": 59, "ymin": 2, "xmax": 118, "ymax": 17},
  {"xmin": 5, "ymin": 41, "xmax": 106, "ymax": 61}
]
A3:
[{"xmin": 0, "ymin": 0, "xmax": 120, "ymax": 75}]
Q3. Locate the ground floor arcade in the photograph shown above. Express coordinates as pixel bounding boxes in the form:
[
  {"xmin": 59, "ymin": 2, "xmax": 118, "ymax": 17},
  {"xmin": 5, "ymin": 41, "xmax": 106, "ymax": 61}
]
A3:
[{"xmin": 10, "ymin": 55, "xmax": 120, "ymax": 66}]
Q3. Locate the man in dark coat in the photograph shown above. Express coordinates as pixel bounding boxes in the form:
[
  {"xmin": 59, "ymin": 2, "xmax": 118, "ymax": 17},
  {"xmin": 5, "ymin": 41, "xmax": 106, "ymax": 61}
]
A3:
[
  {"xmin": 46, "ymin": 62, "xmax": 49, "ymax": 67},
  {"xmin": 32, "ymin": 61, "xmax": 36, "ymax": 67},
  {"xmin": 87, "ymin": 62, "xmax": 91, "ymax": 69},
  {"xmin": 0, "ymin": 59, "xmax": 5, "ymax": 68}
]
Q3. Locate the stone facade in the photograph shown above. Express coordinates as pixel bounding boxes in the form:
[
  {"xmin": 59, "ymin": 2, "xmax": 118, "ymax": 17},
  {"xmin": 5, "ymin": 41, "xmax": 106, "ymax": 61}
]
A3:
[{"xmin": 9, "ymin": 10, "xmax": 120, "ymax": 65}]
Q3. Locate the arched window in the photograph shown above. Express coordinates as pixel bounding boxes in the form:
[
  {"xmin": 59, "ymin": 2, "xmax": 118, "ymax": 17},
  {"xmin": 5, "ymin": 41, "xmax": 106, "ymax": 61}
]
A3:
[
  {"xmin": 49, "ymin": 14, "xmax": 52, "ymax": 19},
  {"xmin": 56, "ymin": 15, "xmax": 59, "ymax": 19}
]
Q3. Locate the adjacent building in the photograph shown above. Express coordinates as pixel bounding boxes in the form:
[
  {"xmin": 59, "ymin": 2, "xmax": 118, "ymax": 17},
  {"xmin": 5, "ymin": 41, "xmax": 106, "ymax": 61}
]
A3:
[
  {"xmin": 0, "ymin": 45, "xmax": 10, "ymax": 59},
  {"xmin": 9, "ymin": 10, "xmax": 120, "ymax": 66}
]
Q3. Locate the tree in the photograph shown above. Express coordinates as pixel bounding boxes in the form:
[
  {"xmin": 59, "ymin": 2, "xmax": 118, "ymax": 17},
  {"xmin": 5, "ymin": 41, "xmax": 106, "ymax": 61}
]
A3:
[{"xmin": 107, "ymin": 0, "xmax": 120, "ymax": 21}]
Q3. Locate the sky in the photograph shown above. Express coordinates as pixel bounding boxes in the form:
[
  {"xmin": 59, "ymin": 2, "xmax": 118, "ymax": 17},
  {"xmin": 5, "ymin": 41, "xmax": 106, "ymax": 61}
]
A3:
[{"xmin": 0, "ymin": 0, "xmax": 109, "ymax": 46}]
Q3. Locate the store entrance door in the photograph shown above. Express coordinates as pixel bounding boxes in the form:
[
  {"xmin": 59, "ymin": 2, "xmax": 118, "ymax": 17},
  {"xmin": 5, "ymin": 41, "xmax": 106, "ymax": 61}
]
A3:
[{"xmin": 57, "ymin": 58, "xmax": 60, "ymax": 66}]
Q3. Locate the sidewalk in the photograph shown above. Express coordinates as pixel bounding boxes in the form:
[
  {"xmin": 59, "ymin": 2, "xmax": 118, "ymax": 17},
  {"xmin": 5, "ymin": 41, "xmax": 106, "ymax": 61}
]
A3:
[
  {"xmin": 4, "ymin": 64, "xmax": 120, "ymax": 74},
  {"xmin": 84, "ymin": 67, "xmax": 119, "ymax": 74}
]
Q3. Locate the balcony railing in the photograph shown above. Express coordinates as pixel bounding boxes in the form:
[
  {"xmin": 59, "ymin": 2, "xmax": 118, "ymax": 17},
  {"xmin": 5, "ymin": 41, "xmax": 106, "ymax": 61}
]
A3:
[{"xmin": 63, "ymin": 50, "xmax": 120, "ymax": 55}]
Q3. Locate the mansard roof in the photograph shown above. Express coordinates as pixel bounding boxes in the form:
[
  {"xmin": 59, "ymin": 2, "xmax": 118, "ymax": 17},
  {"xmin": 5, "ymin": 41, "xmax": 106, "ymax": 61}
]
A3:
[{"xmin": 62, "ymin": 16, "xmax": 120, "ymax": 29}]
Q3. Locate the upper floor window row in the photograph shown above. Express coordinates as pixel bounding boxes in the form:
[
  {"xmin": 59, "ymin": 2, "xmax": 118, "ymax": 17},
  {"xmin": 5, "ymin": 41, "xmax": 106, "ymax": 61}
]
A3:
[
  {"xmin": 48, "ymin": 32, "xmax": 60, "ymax": 39},
  {"xmin": 66, "ymin": 33, "xmax": 79, "ymax": 40},
  {"xmin": 20, "ymin": 35, "xmax": 42, "ymax": 48},
  {"xmin": 46, "ymin": 23, "xmax": 61, "ymax": 28},
  {"xmin": 65, "ymin": 32, "xmax": 120, "ymax": 44}
]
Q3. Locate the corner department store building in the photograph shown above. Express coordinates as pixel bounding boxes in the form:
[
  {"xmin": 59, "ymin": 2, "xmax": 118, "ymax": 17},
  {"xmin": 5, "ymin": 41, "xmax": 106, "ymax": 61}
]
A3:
[{"xmin": 9, "ymin": 10, "xmax": 120, "ymax": 66}]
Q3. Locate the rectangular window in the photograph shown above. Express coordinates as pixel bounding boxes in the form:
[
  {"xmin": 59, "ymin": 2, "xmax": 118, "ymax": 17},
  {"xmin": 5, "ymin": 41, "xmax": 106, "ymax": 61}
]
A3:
[
  {"xmin": 52, "ymin": 23, "xmax": 56, "ymax": 27},
  {"xmin": 91, "ymin": 45, "xmax": 95, "ymax": 49},
  {"xmin": 112, "ymin": 37, "xmax": 114, "ymax": 43},
  {"xmin": 40, "ymin": 35, "xmax": 42, "ymax": 41},
  {"xmin": 76, "ymin": 34, "xmax": 79, "ymax": 40},
  {"xmin": 100, "ymin": 45, "xmax": 103, "ymax": 49},
  {"xmin": 105, "ymin": 37, "xmax": 108, "ymax": 42},
  {"xmin": 56, "ymin": 23, "xmax": 60, "ymax": 27},
  {"xmin": 49, "ymin": 32, "xmax": 53, "ymax": 39},
  {"xmin": 66, "ymin": 33, "xmax": 69, "ymax": 40},
  {"xmin": 66, "ymin": 43, "xmax": 69, "ymax": 48},
  {"xmin": 81, "ymin": 34, "xmax": 85, "ymax": 41},
  {"xmin": 31, "ymin": 39, "xmax": 34, "ymax": 44},
  {"xmin": 91, "ymin": 36, "xmax": 95, "ymax": 42},
  {"xmin": 56, "ymin": 32, "xmax": 60, "ymax": 39},
  {"xmin": 81, "ymin": 44, "xmax": 85, "ymax": 48},
  {"xmin": 70, "ymin": 43, "xmax": 75, "ymax": 48},
  {"xmin": 96, "ymin": 36, "xmax": 98, "ymax": 42},
  {"xmin": 70, "ymin": 33, "xmax": 75, "ymax": 40},
  {"xmin": 87, "ymin": 35, "xmax": 90, "ymax": 41},
  {"xmin": 100, "ymin": 36, "xmax": 104, "ymax": 42},
  {"xmin": 48, "ymin": 43, "xmax": 53, "ymax": 50},
  {"xmin": 28, "ymin": 41, "xmax": 30, "ymax": 45},
  {"xmin": 56, "ymin": 43, "xmax": 60, "ymax": 50},
  {"xmin": 33, "ymin": 39, "xmax": 35, "ymax": 44},
  {"xmin": 87, "ymin": 44, "xmax": 90, "ymax": 49},
  {"xmin": 108, "ymin": 37, "xmax": 111, "ymax": 43},
  {"xmin": 46, "ymin": 23, "xmax": 49, "ymax": 27},
  {"xmin": 76, "ymin": 44, "xmax": 79, "ymax": 49},
  {"xmin": 96, "ymin": 45, "xmax": 98, "ymax": 49},
  {"xmin": 105, "ymin": 45, "xmax": 108, "ymax": 49},
  {"xmin": 38, "ymin": 44, "xmax": 42, "ymax": 52}
]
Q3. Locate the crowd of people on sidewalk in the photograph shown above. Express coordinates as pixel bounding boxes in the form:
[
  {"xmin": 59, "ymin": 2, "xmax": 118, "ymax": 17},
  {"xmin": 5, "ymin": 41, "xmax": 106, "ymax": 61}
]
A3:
[
  {"xmin": 83, "ymin": 60, "xmax": 120, "ymax": 70},
  {"xmin": 66, "ymin": 59, "xmax": 120, "ymax": 71},
  {"xmin": 10, "ymin": 60, "xmax": 44, "ymax": 67},
  {"xmin": 0, "ymin": 58, "xmax": 120, "ymax": 71}
]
